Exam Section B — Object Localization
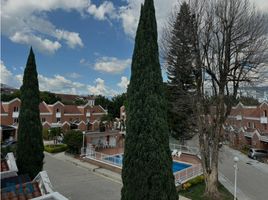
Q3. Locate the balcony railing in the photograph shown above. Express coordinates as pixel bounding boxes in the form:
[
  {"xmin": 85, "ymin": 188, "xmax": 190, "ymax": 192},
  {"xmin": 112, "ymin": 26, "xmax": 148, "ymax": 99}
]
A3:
[
  {"xmin": 260, "ymin": 117, "xmax": 268, "ymax": 124},
  {"xmin": 12, "ymin": 111, "xmax": 19, "ymax": 118},
  {"xmin": 236, "ymin": 115, "xmax": 242, "ymax": 120},
  {"xmin": 56, "ymin": 112, "xmax": 61, "ymax": 118}
]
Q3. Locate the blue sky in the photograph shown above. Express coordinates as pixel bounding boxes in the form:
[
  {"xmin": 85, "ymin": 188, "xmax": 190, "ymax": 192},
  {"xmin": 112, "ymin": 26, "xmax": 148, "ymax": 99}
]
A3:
[{"xmin": 1, "ymin": 0, "xmax": 268, "ymax": 96}]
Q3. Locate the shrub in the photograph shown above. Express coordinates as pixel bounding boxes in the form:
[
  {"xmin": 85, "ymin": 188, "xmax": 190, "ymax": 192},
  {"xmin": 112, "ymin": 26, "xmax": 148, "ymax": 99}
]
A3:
[
  {"xmin": 43, "ymin": 129, "xmax": 50, "ymax": 140},
  {"xmin": 44, "ymin": 144, "xmax": 68, "ymax": 153},
  {"xmin": 1, "ymin": 145, "xmax": 17, "ymax": 157},
  {"xmin": 241, "ymin": 145, "xmax": 250, "ymax": 155},
  {"xmin": 63, "ymin": 130, "xmax": 83, "ymax": 154},
  {"xmin": 182, "ymin": 175, "xmax": 204, "ymax": 190}
]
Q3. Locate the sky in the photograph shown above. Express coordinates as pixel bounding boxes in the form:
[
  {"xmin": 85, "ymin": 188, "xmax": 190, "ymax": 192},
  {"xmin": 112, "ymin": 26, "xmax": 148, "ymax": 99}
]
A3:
[{"xmin": 1, "ymin": 0, "xmax": 268, "ymax": 97}]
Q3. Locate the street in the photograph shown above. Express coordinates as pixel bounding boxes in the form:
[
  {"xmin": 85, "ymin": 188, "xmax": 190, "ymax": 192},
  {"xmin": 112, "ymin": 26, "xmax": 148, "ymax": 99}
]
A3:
[
  {"xmin": 219, "ymin": 146, "xmax": 268, "ymax": 200},
  {"xmin": 186, "ymin": 135, "xmax": 268, "ymax": 200},
  {"xmin": 43, "ymin": 153, "xmax": 121, "ymax": 200}
]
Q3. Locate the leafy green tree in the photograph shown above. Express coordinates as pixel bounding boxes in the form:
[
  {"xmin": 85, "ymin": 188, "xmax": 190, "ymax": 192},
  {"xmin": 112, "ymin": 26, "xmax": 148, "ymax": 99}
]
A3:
[
  {"xmin": 95, "ymin": 95, "xmax": 111, "ymax": 109},
  {"xmin": 1, "ymin": 90, "xmax": 21, "ymax": 101},
  {"xmin": 63, "ymin": 130, "xmax": 83, "ymax": 154},
  {"xmin": 48, "ymin": 127, "xmax": 61, "ymax": 145},
  {"xmin": 16, "ymin": 48, "xmax": 44, "ymax": 179},
  {"xmin": 95, "ymin": 94, "xmax": 127, "ymax": 119},
  {"xmin": 121, "ymin": 1, "xmax": 177, "ymax": 199},
  {"xmin": 110, "ymin": 93, "xmax": 127, "ymax": 118},
  {"xmin": 74, "ymin": 98, "xmax": 88, "ymax": 105},
  {"xmin": 40, "ymin": 91, "xmax": 61, "ymax": 104}
]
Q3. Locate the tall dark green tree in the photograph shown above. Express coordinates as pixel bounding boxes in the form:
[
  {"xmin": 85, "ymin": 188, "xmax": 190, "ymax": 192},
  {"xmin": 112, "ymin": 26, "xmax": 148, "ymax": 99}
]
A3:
[
  {"xmin": 121, "ymin": 0, "xmax": 177, "ymax": 199},
  {"xmin": 164, "ymin": 2, "xmax": 196, "ymax": 141},
  {"xmin": 16, "ymin": 47, "xmax": 44, "ymax": 179}
]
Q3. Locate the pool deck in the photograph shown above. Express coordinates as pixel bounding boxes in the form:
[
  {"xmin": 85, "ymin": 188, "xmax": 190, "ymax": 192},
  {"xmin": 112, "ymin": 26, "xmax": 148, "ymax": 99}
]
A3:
[
  {"xmin": 95, "ymin": 147, "xmax": 201, "ymax": 166},
  {"xmin": 97, "ymin": 147, "xmax": 124, "ymax": 155}
]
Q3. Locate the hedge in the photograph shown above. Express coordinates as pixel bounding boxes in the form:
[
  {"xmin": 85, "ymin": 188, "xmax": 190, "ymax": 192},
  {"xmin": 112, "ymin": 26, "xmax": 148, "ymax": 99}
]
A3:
[
  {"xmin": 44, "ymin": 144, "xmax": 68, "ymax": 153},
  {"xmin": 182, "ymin": 175, "xmax": 205, "ymax": 190}
]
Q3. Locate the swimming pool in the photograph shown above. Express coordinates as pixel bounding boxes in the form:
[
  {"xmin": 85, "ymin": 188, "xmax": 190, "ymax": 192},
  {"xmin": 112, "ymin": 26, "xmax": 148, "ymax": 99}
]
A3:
[{"xmin": 103, "ymin": 154, "xmax": 191, "ymax": 173}]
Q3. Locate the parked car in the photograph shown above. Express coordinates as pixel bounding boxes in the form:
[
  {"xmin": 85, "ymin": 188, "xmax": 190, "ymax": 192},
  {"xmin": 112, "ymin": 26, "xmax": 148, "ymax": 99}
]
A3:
[{"xmin": 248, "ymin": 148, "xmax": 268, "ymax": 160}]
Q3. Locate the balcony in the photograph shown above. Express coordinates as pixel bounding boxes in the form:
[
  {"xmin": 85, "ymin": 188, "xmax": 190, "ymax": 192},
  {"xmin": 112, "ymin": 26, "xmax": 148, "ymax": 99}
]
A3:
[
  {"xmin": 56, "ymin": 112, "xmax": 61, "ymax": 118},
  {"xmin": 86, "ymin": 112, "xmax": 91, "ymax": 117},
  {"xmin": 236, "ymin": 115, "xmax": 242, "ymax": 120},
  {"xmin": 260, "ymin": 117, "xmax": 268, "ymax": 124},
  {"xmin": 12, "ymin": 111, "xmax": 19, "ymax": 118}
]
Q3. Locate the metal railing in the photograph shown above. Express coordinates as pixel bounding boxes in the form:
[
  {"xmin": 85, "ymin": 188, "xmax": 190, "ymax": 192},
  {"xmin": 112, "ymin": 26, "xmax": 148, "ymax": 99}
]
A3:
[
  {"xmin": 82, "ymin": 147, "xmax": 123, "ymax": 167},
  {"xmin": 169, "ymin": 143, "xmax": 199, "ymax": 155},
  {"xmin": 82, "ymin": 146, "xmax": 203, "ymax": 185},
  {"xmin": 173, "ymin": 164, "xmax": 203, "ymax": 185}
]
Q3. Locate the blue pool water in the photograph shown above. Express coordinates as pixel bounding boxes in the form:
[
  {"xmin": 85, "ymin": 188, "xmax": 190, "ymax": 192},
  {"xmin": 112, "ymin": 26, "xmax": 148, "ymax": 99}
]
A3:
[{"xmin": 104, "ymin": 154, "xmax": 191, "ymax": 173}]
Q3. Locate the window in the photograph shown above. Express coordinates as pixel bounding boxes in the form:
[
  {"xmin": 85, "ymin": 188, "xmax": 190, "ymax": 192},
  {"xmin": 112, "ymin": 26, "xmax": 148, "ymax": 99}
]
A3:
[
  {"xmin": 264, "ymin": 110, "xmax": 267, "ymax": 117},
  {"xmin": 13, "ymin": 118, "xmax": 19, "ymax": 123},
  {"xmin": 13, "ymin": 106, "xmax": 19, "ymax": 112},
  {"xmin": 41, "ymin": 118, "xmax": 46, "ymax": 122},
  {"xmin": 56, "ymin": 118, "xmax": 61, "ymax": 122},
  {"xmin": 56, "ymin": 108, "xmax": 59, "ymax": 112},
  {"xmin": 248, "ymin": 122, "xmax": 251, "ymax": 128}
]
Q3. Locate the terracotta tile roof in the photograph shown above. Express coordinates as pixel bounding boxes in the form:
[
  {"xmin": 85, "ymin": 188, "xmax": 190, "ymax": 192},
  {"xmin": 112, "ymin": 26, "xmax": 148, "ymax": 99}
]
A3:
[
  {"xmin": 55, "ymin": 93, "xmax": 95, "ymax": 101},
  {"xmin": 39, "ymin": 102, "xmax": 50, "ymax": 113},
  {"xmin": 1, "ymin": 175, "xmax": 31, "ymax": 189},
  {"xmin": 1, "ymin": 160, "xmax": 9, "ymax": 172},
  {"xmin": 1, "ymin": 181, "xmax": 42, "ymax": 200},
  {"xmin": 92, "ymin": 105, "xmax": 106, "ymax": 113},
  {"xmin": 64, "ymin": 105, "xmax": 82, "ymax": 114},
  {"xmin": 1, "ymin": 103, "xmax": 8, "ymax": 113}
]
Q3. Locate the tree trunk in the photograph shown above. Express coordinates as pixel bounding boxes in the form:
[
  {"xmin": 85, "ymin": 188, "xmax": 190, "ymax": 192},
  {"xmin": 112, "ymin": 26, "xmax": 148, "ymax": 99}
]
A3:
[{"xmin": 204, "ymin": 167, "xmax": 220, "ymax": 200}]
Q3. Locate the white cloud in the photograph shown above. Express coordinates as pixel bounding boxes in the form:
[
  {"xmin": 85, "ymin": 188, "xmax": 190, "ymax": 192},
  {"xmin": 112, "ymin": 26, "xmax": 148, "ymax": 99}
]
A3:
[
  {"xmin": 118, "ymin": 0, "xmax": 268, "ymax": 38},
  {"xmin": 1, "ymin": 60, "xmax": 118, "ymax": 96},
  {"xmin": 117, "ymin": 76, "xmax": 129, "ymax": 91},
  {"xmin": 1, "ymin": 0, "xmax": 89, "ymax": 53},
  {"xmin": 80, "ymin": 58, "xmax": 86, "ymax": 64},
  {"xmin": 0, "ymin": 60, "xmax": 22, "ymax": 88},
  {"xmin": 66, "ymin": 72, "xmax": 82, "ymax": 79},
  {"xmin": 118, "ymin": 0, "xmax": 178, "ymax": 38},
  {"xmin": 88, "ymin": 78, "xmax": 115, "ymax": 95},
  {"xmin": 55, "ymin": 30, "xmax": 83, "ymax": 48},
  {"xmin": 10, "ymin": 32, "xmax": 61, "ymax": 54},
  {"xmin": 94, "ymin": 57, "xmax": 131, "ymax": 74},
  {"xmin": 87, "ymin": 1, "xmax": 117, "ymax": 20}
]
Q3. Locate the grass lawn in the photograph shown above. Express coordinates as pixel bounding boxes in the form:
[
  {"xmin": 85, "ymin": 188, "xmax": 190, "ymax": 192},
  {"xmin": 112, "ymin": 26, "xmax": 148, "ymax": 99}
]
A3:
[{"xmin": 179, "ymin": 182, "xmax": 233, "ymax": 200}]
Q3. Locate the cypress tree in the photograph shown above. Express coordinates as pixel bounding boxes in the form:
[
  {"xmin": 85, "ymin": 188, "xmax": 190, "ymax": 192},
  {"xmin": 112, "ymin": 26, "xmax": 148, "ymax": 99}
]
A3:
[
  {"xmin": 121, "ymin": 0, "xmax": 177, "ymax": 199},
  {"xmin": 16, "ymin": 47, "xmax": 44, "ymax": 179}
]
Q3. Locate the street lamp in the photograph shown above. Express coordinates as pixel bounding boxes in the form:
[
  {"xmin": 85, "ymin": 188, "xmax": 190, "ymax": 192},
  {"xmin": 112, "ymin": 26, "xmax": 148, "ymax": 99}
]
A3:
[
  {"xmin": 233, "ymin": 156, "xmax": 239, "ymax": 200},
  {"xmin": 82, "ymin": 131, "xmax": 86, "ymax": 155}
]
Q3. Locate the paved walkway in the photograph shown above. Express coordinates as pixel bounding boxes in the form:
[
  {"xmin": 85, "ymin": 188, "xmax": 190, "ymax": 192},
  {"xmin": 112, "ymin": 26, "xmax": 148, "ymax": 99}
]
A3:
[
  {"xmin": 44, "ymin": 152, "xmax": 122, "ymax": 200},
  {"xmin": 45, "ymin": 152, "xmax": 188, "ymax": 200}
]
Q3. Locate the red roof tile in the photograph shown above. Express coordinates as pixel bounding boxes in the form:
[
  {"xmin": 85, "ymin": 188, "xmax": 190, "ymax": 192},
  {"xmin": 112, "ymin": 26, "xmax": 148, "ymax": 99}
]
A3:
[
  {"xmin": 1, "ymin": 181, "xmax": 42, "ymax": 200},
  {"xmin": 92, "ymin": 105, "xmax": 106, "ymax": 113},
  {"xmin": 39, "ymin": 102, "xmax": 50, "ymax": 113},
  {"xmin": 1, "ymin": 160, "xmax": 9, "ymax": 172},
  {"xmin": 1, "ymin": 103, "xmax": 8, "ymax": 113},
  {"xmin": 64, "ymin": 105, "xmax": 82, "ymax": 114}
]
